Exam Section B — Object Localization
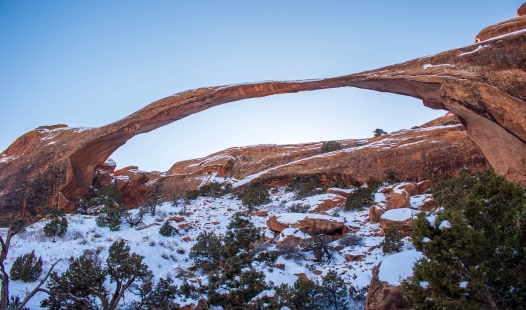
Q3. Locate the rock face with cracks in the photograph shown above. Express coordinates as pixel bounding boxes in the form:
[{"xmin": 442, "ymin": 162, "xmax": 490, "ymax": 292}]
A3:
[{"xmin": 1, "ymin": 16, "xmax": 525, "ymax": 225}]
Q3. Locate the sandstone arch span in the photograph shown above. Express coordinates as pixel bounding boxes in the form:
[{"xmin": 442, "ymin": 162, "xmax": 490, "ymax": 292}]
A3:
[{"xmin": 0, "ymin": 21, "xmax": 525, "ymax": 223}]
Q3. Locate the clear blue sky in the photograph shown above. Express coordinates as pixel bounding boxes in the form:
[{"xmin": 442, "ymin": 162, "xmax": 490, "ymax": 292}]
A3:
[{"xmin": 0, "ymin": 1, "xmax": 520, "ymax": 171}]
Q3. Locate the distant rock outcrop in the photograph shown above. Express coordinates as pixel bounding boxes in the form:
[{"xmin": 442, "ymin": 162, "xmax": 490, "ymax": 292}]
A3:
[{"xmin": 1, "ymin": 6, "xmax": 525, "ymax": 225}]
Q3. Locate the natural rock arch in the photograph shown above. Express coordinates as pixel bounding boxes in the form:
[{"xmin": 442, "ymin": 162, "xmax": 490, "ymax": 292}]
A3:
[{"xmin": 0, "ymin": 19, "xmax": 525, "ymax": 222}]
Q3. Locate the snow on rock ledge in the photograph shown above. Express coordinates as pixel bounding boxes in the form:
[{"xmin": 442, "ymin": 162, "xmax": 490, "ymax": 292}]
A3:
[
  {"xmin": 380, "ymin": 208, "xmax": 418, "ymax": 234},
  {"xmin": 378, "ymin": 250, "xmax": 423, "ymax": 285},
  {"xmin": 266, "ymin": 213, "xmax": 344, "ymax": 235}
]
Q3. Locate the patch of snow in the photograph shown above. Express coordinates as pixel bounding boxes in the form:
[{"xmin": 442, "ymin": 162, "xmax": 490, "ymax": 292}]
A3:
[
  {"xmin": 426, "ymin": 215, "xmax": 437, "ymax": 227},
  {"xmin": 277, "ymin": 228, "xmax": 311, "ymax": 242},
  {"xmin": 459, "ymin": 281, "xmax": 468, "ymax": 288},
  {"xmin": 105, "ymin": 158, "xmax": 117, "ymax": 166},
  {"xmin": 422, "ymin": 63, "xmax": 454, "ymax": 69},
  {"xmin": 439, "ymin": 220, "xmax": 452, "ymax": 230},
  {"xmin": 420, "ymin": 281, "xmax": 429, "ymax": 289},
  {"xmin": 380, "ymin": 208, "xmax": 415, "ymax": 221},
  {"xmin": 378, "ymin": 250, "xmax": 423, "ymax": 285},
  {"xmin": 458, "ymin": 45, "xmax": 488, "ymax": 56},
  {"xmin": 422, "ymin": 237, "xmax": 431, "ymax": 243},
  {"xmin": 276, "ymin": 213, "xmax": 342, "ymax": 225}
]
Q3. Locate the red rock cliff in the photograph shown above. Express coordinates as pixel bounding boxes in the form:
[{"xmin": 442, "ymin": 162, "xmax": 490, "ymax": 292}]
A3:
[{"xmin": 0, "ymin": 12, "xmax": 524, "ymax": 225}]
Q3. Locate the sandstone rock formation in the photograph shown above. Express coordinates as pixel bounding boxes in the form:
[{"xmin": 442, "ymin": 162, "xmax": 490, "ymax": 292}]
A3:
[
  {"xmin": 365, "ymin": 265, "xmax": 413, "ymax": 310},
  {"xmin": 1, "ymin": 9, "xmax": 525, "ymax": 225},
  {"xmin": 266, "ymin": 213, "xmax": 345, "ymax": 235},
  {"xmin": 380, "ymin": 208, "xmax": 415, "ymax": 235}
]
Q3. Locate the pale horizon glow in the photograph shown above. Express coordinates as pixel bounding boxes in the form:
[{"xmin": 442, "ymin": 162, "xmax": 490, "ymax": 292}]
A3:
[{"xmin": 0, "ymin": 1, "xmax": 520, "ymax": 171}]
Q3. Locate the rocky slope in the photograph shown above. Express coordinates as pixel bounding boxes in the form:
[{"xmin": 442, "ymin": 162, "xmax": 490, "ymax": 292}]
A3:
[{"xmin": 1, "ymin": 7, "xmax": 525, "ymax": 224}]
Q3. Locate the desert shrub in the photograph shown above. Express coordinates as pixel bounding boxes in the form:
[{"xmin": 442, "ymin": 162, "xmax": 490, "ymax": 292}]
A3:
[
  {"xmin": 287, "ymin": 203, "xmax": 311, "ymax": 213},
  {"xmin": 338, "ymin": 233, "xmax": 364, "ymax": 247},
  {"xmin": 344, "ymin": 187, "xmax": 374, "ymax": 211},
  {"xmin": 382, "ymin": 227, "xmax": 404, "ymax": 253},
  {"xmin": 41, "ymin": 240, "xmax": 165, "ymax": 309},
  {"xmin": 189, "ymin": 213, "xmax": 277, "ymax": 308},
  {"xmin": 303, "ymin": 235, "xmax": 334, "ymax": 263},
  {"xmin": 125, "ymin": 206, "xmax": 147, "ymax": 228},
  {"xmin": 9, "ymin": 250, "xmax": 43, "ymax": 282},
  {"xmin": 267, "ymin": 278, "xmax": 325, "ymax": 309},
  {"xmin": 189, "ymin": 231, "xmax": 222, "ymax": 272},
  {"xmin": 43, "ymin": 217, "xmax": 68, "ymax": 237},
  {"xmin": 366, "ymin": 176, "xmax": 383, "ymax": 191},
  {"xmin": 185, "ymin": 182, "xmax": 230, "ymax": 201},
  {"xmin": 185, "ymin": 189, "xmax": 199, "ymax": 200},
  {"xmin": 383, "ymin": 169, "xmax": 400, "ymax": 184},
  {"xmin": 277, "ymin": 244, "xmax": 304, "ymax": 261},
  {"xmin": 321, "ymin": 141, "xmax": 341, "ymax": 153},
  {"xmin": 286, "ymin": 174, "xmax": 325, "ymax": 198},
  {"xmin": 373, "ymin": 128, "xmax": 387, "ymax": 137},
  {"xmin": 403, "ymin": 169, "xmax": 526, "ymax": 309},
  {"xmin": 321, "ymin": 270, "xmax": 351, "ymax": 309},
  {"xmin": 91, "ymin": 184, "xmax": 127, "ymax": 231},
  {"xmin": 238, "ymin": 181, "xmax": 271, "ymax": 210},
  {"xmin": 159, "ymin": 220, "xmax": 176, "ymax": 237}
]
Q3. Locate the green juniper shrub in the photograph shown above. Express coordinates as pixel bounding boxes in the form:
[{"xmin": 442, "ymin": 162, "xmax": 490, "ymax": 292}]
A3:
[
  {"xmin": 9, "ymin": 250, "xmax": 43, "ymax": 282},
  {"xmin": 338, "ymin": 233, "xmax": 364, "ymax": 247},
  {"xmin": 198, "ymin": 182, "xmax": 224, "ymax": 198},
  {"xmin": 238, "ymin": 181, "xmax": 271, "ymax": 210},
  {"xmin": 43, "ymin": 216, "xmax": 68, "ymax": 237},
  {"xmin": 321, "ymin": 270, "xmax": 350, "ymax": 310},
  {"xmin": 366, "ymin": 176, "xmax": 383, "ymax": 192},
  {"xmin": 41, "ymin": 240, "xmax": 158, "ymax": 310},
  {"xmin": 128, "ymin": 275, "xmax": 180, "ymax": 310},
  {"xmin": 382, "ymin": 227, "xmax": 404, "ymax": 253},
  {"xmin": 286, "ymin": 174, "xmax": 325, "ymax": 198},
  {"xmin": 344, "ymin": 187, "xmax": 374, "ymax": 211},
  {"xmin": 185, "ymin": 189, "xmax": 199, "ymax": 200},
  {"xmin": 189, "ymin": 212, "xmax": 278, "ymax": 308},
  {"xmin": 189, "ymin": 231, "xmax": 222, "ymax": 272},
  {"xmin": 373, "ymin": 128, "xmax": 387, "ymax": 137},
  {"xmin": 321, "ymin": 140, "xmax": 342, "ymax": 153},
  {"xmin": 287, "ymin": 203, "xmax": 311, "ymax": 213},
  {"xmin": 91, "ymin": 184, "xmax": 127, "ymax": 231},
  {"xmin": 383, "ymin": 169, "xmax": 400, "ymax": 184},
  {"xmin": 159, "ymin": 220, "xmax": 176, "ymax": 237},
  {"xmin": 403, "ymin": 169, "xmax": 526, "ymax": 309}
]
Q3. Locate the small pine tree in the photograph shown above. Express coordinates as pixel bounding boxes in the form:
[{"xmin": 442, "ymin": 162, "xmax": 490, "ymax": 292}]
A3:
[
  {"xmin": 321, "ymin": 141, "xmax": 341, "ymax": 153},
  {"xmin": 286, "ymin": 174, "xmax": 325, "ymax": 198},
  {"xmin": 344, "ymin": 187, "xmax": 374, "ymax": 211},
  {"xmin": 159, "ymin": 220, "xmax": 175, "ymax": 237},
  {"xmin": 238, "ymin": 181, "xmax": 271, "ymax": 210},
  {"xmin": 321, "ymin": 270, "xmax": 350, "ymax": 310},
  {"xmin": 383, "ymin": 169, "xmax": 400, "ymax": 184},
  {"xmin": 189, "ymin": 231, "xmax": 222, "ymax": 272},
  {"xmin": 382, "ymin": 227, "xmax": 404, "ymax": 253},
  {"xmin": 43, "ymin": 216, "xmax": 68, "ymax": 237},
  {"xmin": 366, "ymin": 176, "xmax": 383, "ymax": 191},
  {"xmin": 9, "ymin": 250, "xmax": 43, "ymax": 282},
  {"xmin": 403, "ymin": 170, "xmax": 526, "ymax": 309},
  {"xmin": 373, "ymin": 128, "xmax": 387, "ymax": 137}
]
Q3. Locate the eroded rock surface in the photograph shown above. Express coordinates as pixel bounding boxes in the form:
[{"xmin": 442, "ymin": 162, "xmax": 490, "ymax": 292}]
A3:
[{"xmin": 1, "ymin": 13, "xmax": 525, "ymax": 225}]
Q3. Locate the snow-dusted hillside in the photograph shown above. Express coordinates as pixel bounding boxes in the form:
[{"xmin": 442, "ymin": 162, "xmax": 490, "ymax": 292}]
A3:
[{"xmin": 2, "ymin": 184, "xmax": 426, "ymax": 309}]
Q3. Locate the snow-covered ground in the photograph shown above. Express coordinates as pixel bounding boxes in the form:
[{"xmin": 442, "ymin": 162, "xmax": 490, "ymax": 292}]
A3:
[{"xmin": 2, "ymin": 185, "xmax": 420, "ymax": 309}]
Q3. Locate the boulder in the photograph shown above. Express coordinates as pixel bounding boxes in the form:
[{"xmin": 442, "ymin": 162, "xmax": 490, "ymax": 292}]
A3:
[
  {"xmin": 345, "ymin": 253, "xmax": 366, "ymax": 261},
  {"xmin": 275, "ymin": 228, "xmax": 312, "ymax": 247},
  {"xmin": 410, "ymin": 195, "xmax": 437, "ymax": 212},
  {"xmin": 386, "ymin": 188, "xmax": 410, "ymax": 210},
  {"xmin": 369, "ymin": 205, "xmax": 386, "ymax": 223},
  {"xmin": 380, "ymin": 208, "xmax": 415, "ymax": 234},
  {"xmin": 309, "ymin": 194, "xmax": 347, "ymax": 212},
  {"xmin": 266, "ymin": 213, "xmax": 345, "ymax": 235},
  {"xmin": 365, "ymin": 250, "xmax": 423, "ymax": 310}
]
